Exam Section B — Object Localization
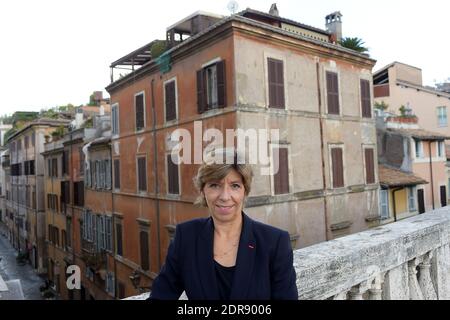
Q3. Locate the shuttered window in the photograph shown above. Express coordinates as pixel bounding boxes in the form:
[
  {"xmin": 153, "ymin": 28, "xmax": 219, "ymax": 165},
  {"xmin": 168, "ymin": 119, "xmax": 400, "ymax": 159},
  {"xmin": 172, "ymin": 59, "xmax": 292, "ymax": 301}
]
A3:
[
  {"xmin": 197, "ymin": 60, "xmax": 226, "ymax": 113},
  {"xmin": 167, "ymin": 155, "xmax": 179, "ymax": 195},
  {"xmin": 135, "ymin": 93, "xmax": 145, "ymax": 131},
  {"xmin": 361, "ymin": 79, "xmax": 371, "ymax": 118},
  {"xmin": 364, "ymin": 148, "xmax": 375, "ymax": 184},
  {"xmin": 137, "ymin": 157, "xmax": 147, "ymax": 192},
  {"xmin": 268, "ymin": 58, "xmax": 285, "ymax": 109},
  {"xmin": 331, "ymin": 147, "xmax": 344, "ymax": 188},
  {"xmin": 165, "ymin": 80, "xmax": 177, "ymax": 121},
  {"xmin": 140, "ymin": 230, "xmax": 150, "ymax": 271},
  {"xmin": 112, "ymin": 104, "xmax": 119, "ymax": 135},
  {"xmin": 114, "ymin": 159, "xmax": 120, "ymax": 190},
  {"xmin": 105, "ymin": 159, "xmax": 112, "ymax": 190},
  {"xmin": 116, "ymin": 223, "xmax": 123, "ymax": 256},
  {"xmin": 326, "ymin": 71, "xmax": 340, "ymax": 115},
  {"xmin": 273, "ymin": 147, "xmax": 289, "ymax": 195}
]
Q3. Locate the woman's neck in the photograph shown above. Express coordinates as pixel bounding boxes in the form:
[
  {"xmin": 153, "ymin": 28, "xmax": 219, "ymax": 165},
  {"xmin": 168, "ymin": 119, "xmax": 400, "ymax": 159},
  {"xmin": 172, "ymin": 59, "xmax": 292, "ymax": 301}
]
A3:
[{"xmin": 213, "ymin": 215, "xmax": 243, "ymax": 239}]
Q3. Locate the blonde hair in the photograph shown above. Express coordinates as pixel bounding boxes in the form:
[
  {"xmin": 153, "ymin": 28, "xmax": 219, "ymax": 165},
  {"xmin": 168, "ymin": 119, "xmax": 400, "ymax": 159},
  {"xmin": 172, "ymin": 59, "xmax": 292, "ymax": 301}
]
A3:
[{"xmin": 193, "ymin": 148, "xmax": 253, "ymax": 207}]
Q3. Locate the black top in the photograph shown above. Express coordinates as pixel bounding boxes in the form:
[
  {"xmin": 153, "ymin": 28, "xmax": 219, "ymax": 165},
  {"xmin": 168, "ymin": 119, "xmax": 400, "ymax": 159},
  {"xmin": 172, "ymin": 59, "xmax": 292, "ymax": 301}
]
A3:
[{"xmin": 214, "ymin": 260, "xmax": 235, "ymax": 300}]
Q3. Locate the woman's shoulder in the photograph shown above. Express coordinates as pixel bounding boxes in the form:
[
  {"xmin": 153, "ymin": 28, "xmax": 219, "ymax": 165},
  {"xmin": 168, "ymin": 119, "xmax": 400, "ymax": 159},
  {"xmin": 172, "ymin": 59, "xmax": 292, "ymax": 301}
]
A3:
[
  {"xmin": 176, "ymin": 216, "xmax": 211, "ymax": 233},
  {"xmin": 246, "ymin": 215, "xmax": 289, "ymax": 238}
]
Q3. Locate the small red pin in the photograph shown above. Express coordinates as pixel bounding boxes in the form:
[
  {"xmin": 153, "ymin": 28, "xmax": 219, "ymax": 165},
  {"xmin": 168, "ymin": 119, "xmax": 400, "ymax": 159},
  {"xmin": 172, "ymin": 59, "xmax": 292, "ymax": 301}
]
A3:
[{"xmin": 248, "ymin": 245, "xmax": 255, "ymax": 249}]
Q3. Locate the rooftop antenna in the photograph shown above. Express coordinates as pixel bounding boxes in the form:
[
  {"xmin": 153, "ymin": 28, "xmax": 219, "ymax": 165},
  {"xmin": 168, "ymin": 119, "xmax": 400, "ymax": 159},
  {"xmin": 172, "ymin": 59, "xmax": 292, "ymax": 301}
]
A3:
[{"xmin": 227, "ymin": 0, "xmax": 239, "ymax": 15}]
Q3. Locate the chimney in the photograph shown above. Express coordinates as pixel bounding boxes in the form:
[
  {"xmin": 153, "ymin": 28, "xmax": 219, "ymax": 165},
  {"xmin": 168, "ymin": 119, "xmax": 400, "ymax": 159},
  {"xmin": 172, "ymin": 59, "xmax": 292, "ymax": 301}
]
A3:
[
  {"xmin": 325, "ymin": 11, "xmax": 343, "ymax": 43},
  {"xmin": 269, "ymin": 3, "xmax": 279, "ymax": 16}
]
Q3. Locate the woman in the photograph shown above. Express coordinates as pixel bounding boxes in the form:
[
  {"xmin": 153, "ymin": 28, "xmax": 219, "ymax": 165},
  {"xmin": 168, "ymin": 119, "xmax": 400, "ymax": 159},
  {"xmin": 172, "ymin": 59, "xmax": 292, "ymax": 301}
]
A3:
[{"xmin": 149, "ymin": 148, "xmax": 298, "ymax": 300}]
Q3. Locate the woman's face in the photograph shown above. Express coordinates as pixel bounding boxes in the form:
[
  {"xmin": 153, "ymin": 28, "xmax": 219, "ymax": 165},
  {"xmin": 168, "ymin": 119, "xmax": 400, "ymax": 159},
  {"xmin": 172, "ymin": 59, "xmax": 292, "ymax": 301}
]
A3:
[{"xmin": 202, "ymin": 169, "xmax": 246, "ymax": 224}]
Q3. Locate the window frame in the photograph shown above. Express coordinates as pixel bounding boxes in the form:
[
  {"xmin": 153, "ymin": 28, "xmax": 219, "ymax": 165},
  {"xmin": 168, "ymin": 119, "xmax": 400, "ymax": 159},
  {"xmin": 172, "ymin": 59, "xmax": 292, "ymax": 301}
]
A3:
[
  {"xmin": 329, "ymin": 144, "xmax": 346, "ymax": 189},
  {"xmin": 134, "ymin": 91, "xmax": 146, "ymax": 132},
  {"xmin": 164, "ymin": 77, "xmax": 178, "ymax": 123}
]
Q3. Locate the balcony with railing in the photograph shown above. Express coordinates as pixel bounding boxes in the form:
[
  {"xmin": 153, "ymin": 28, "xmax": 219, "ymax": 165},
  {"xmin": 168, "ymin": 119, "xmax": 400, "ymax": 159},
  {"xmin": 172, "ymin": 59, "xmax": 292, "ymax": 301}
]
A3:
[{"xmin": 126, "ymin": 207, "xmax": 450, "ymax": 300}]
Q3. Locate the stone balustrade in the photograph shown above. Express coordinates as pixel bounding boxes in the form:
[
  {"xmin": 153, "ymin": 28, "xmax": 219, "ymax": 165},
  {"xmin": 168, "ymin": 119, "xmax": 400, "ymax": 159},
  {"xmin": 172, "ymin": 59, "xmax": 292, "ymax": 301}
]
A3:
[{"xmin": 126, "ymin": 207, "xmax": 450, "ymax": 300}]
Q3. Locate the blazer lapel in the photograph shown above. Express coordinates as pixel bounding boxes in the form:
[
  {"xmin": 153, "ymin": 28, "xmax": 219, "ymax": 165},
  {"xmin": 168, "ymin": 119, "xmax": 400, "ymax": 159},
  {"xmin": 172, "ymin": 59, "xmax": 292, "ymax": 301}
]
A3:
[
  {"xmin": 196, "ymin": 217, "xmax": 220, "ymax": 300},
  {"xmin": 229, "ymin": 213, "xmax": 256, "ymax": 300}
]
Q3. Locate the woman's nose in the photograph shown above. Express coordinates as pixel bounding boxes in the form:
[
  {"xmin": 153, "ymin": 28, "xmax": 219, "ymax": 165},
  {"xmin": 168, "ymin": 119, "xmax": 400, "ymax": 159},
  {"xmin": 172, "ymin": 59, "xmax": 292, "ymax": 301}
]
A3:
[{"xmin": 219, "ymin": 185, "xmax": 231, "ymax": 201}]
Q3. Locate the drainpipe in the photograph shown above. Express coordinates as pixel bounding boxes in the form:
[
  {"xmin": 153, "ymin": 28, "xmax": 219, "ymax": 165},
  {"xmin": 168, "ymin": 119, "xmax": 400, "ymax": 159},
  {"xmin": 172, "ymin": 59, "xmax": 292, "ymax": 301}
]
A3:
[
  {"xmin": 428, "ymin": 141, "xmax": 435, "ymax": 210},
  {"xmin": 392, "ymin": 187, "xmax": 403, "ymax": 222},
  {"xmin": 316, "ymin": 62, "xmax": 329, "ymax": 241},
  {"xmin": 151, "ymin": 78, "xmax": 162, "ymax": 269}
]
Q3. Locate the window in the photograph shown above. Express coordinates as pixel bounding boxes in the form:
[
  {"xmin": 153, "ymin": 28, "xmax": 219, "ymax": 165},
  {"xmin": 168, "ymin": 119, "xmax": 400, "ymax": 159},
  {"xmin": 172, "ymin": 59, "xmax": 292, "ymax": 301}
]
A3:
[
  {"xmin": 331, "ymin": 146, "xmax": 344, "ymax": 188},
  {"xmin": 415, "ymin": 140, "xmax": 424, "ymax": 158},
  {"xmin": 165, "ymin": 80, "xmax": 177, "ymax": 121},
  {"xmin": 135, "ymin": 93, "xmax": 145, "ymax": 131},
  {"xmin": 326, "ymin": 71, "xmax": 340, "ymax": 115},
  {"xmin": 61, "ymin": 230, "xmax": 67, "ymax": 250},
  {"xmin": 105, "ymin": 216, "xmax": 112, "ymax": 252},
  {"xmin": 437, "ymin": 106, "xmax": 447, "ymax": 127},
  {"xmin": 361, "ymin": 79, "xmax": 371, "ymax": 118},
  {"xmin": 25, "ymin": 136, "xmax": 29, "ymax": 149},
  {"xmin": 114, "ymin": 159, "xmax": 120, "ymax": 190},
  {"xmin": 408, "ymin": 186, "xmax": 416, "ymax": 211},
  {"xmin": 79, "ymin": 147, "xmax": 85, "ymax": 174},
  {"xmin": 52, "ymin": 158, "xmax": 58, "ymax": 177},
  {"xmin": 167, "ymin": 154, "xmax": 179, "ymax": 195},
  {"xmin": 197, "ymin": 60, "xmax": 226, "ymax": 113},
  {"xmin": 111, "ymin": 103, "xmax": 119, "ymax": 135},
  {"xmin": 62, "ymin": 150, "xmax": 69, "ymax": 175},
  {"xmin": 140, "ymin": 230, "xmax": 150, "ymax": 271},
  {"xmin": 73, "ymin": 181, "xmax": 84, "ymax": 207},
  {"xmin": 273, "ymin": 147, "xmax": 290, "ymax": 195},
  {"xmin": 438, "ymin": 141, "xmax": 445, "ymax": 158},
  {"xmin": 31, "ymin": 132, "xmax": 35, "ymax": 147},
  {"xmin": 379, "ymin": 189, "xmax": 389, "ymax": 219},
  {"xmin": 66, "ymin": 218, "xmax": 72, "ymax": 249},
  {"xmin": 61, "ymin": 181, "xmax": 70, "ymax": 207},
  {"xmin": 105, "ymin": 159, "xmax": 112, "ymax": 190},
  {"xmin": 137, "ymin": 157, "xmax": 147, "ymax": 192},
  {"xmin": 267, "ymin": 58, "xmax": 285, "ymax": 109},
  {"xmin": 364, "ymin": 148, "xmax": 375, "ymax": 184},
  {"xmin": 106, "ymin": 272, "xmax": 115, "ymax": 296},
  {"xmin": 116, "ymin": 223, "xmax": 123, "ymax": 256}
]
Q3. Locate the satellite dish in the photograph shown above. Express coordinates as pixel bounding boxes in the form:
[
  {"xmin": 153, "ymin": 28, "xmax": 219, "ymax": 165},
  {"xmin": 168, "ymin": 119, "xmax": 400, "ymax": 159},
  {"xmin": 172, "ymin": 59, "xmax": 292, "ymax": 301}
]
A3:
[{"xmin": 227, "ymin": 0, "xmax": 239, "ymax": 15}]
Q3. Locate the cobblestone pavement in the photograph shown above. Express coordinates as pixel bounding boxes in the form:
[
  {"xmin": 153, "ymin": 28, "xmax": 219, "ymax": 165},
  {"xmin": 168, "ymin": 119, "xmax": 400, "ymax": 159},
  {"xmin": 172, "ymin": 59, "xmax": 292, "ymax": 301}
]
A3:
[{"xmin": 0, "ymin": 230, "xmax": 45, "ymax": 300}]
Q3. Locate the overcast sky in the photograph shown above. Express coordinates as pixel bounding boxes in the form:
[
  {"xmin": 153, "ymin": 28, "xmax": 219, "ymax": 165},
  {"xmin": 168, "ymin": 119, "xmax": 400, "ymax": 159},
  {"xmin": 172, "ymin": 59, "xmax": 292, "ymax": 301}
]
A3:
[{"xmin": 1, "ymin": 0, "xmax": 448, "ymax": 115}]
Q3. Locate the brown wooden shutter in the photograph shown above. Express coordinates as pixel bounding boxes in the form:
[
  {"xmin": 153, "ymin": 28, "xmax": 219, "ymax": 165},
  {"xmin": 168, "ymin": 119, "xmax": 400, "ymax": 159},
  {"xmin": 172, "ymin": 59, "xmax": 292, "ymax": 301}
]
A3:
[
  {"xmin": 216, "ymin": 60, "xmax": 226, "ymax": 108},
  {"xmin": 167, "ymin": 155, "xmax": 179, "ymax": 194},
  {"xmin": 361, "ymin": 79, "xmax": 371, "ymax": 118},
  {"xmin": 165, "ymin": 81, "xmax": 176, "ymax": 121},
  {"xmin": 274, "ymin": 147, "xmax": 289, "ymax": 195},
  {"xmin": 197, "ymin": 69, "xmax": 206, "ymax": 114},
  {"xmin": 138, "ymin": 157, "xmax": 147, "ymax": 191},
  {"xmin": 268, "ymin": 58, "xmax": 285, "ymax": 109},
  {"xmin": 327, "ymin": 72, "xmax": 340, "ymax": 115},
  {"xmin": 365, "ymin": 148, "xmax": 375, "ymax": 184},
  {"xmin": 114, "ymin": 159, "xmax": 120, "ymax": 189},
  {"xmin": 140, "ymin": 231, "xmax": 149, "ymax": 271},
  {"xmin": 135, "ymin": 94, "xmax": 144, "ymax": 130},
  {"xmin": 331, "ymin": 147, "xmax": 344, "ymax": 188}
]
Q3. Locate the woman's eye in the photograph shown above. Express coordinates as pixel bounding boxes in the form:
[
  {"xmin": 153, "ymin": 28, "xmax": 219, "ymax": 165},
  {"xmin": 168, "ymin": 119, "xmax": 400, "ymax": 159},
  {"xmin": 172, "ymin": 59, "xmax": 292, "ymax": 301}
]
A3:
[
  {"xmin": 231, "ymin": 184, "xmax": 242, "ymax": 189},
  {"xmin": 208, "ymin": 183, "xmax": 219, "ymax": 188}
]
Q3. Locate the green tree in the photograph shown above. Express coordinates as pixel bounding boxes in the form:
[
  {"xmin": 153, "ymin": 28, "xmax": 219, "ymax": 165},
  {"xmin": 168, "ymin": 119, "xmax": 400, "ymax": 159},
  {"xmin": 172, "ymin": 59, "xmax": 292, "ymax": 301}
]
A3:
[{"xmin": 339, "ymin": 37, "xmax": 369, "ymax": 53}]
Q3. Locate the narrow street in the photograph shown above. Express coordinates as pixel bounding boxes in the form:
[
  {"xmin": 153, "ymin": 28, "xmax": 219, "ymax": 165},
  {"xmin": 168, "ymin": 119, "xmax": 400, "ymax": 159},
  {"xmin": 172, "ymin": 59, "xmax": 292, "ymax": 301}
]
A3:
[{"xmin": 0, "ymin": 230, "xmax": 44, "ymax": 300}]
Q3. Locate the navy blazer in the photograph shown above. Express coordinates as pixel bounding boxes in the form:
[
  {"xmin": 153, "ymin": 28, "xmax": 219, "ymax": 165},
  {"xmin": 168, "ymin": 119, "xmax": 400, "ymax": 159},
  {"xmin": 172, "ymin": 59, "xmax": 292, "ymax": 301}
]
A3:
[{"xmin": 149, "ymin": 213, "xmax": 298, "ymax": 300}]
